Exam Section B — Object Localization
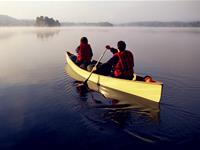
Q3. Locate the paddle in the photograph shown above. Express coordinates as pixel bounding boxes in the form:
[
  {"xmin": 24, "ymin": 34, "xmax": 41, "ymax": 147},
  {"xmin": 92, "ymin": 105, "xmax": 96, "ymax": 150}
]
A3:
[{"xmin": 79, "ymin": 48, "xmax": 108, "ymax": 88}]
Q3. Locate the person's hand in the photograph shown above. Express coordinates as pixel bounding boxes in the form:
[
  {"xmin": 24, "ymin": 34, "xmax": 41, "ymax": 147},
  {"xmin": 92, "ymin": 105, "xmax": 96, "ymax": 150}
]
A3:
[
  {"xmin": 92, "ymin": 66, "xmax": 97, "ymax": 72},
  {"xmin": 106, "ymin": 45, "xmax": 111, "ymax": 50}
]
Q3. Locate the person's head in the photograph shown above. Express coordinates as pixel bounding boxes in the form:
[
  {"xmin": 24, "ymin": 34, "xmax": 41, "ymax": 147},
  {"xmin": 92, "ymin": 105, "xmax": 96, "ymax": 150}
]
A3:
[
  {"xmin": 117, "ymin": 41, "xmax": 126, "ymax": 52},
  {"xmin": 80, "ymin": 37, "xmax": 88, "ymax": 44}
]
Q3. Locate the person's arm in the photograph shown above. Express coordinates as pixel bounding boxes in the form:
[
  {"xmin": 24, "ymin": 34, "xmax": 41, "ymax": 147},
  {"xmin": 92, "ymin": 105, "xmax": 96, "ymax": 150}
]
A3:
[
  {"xmin": 106, "ymin": 45, "xmax": 118, "ymax": 54},
  {"xmin": 110, "ymin": 48, "xmax": 118, "ymax": 54},
  {"xmin": 76, "ymin": 46, "xmax": 80, "ymax": 53}
]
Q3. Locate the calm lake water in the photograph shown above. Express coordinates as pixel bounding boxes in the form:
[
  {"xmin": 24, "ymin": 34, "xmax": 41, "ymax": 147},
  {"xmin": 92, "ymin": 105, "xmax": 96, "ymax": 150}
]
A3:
[{"xmin": 0, "ymin": 27, "xmax": 200, "ymax": 150}]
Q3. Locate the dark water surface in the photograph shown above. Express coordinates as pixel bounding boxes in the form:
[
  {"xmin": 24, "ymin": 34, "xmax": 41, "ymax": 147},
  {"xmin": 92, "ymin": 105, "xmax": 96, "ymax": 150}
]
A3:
[{"xmin": 0, "ymin": 27, "xmax": 200, "ymax": 150}]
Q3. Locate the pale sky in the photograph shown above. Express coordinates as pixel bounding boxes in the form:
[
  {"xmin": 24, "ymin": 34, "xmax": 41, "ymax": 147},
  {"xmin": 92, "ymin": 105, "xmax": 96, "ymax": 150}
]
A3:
[{"xmin": 0, "ymin": 1, "xmax": 200, "ymax": 23}]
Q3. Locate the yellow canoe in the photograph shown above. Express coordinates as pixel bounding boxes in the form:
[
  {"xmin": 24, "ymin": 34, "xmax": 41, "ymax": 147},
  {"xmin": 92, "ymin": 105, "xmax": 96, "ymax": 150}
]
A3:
[{"xmin": 65, "ymin": 51, "xmax": 163, "ymax": 103}]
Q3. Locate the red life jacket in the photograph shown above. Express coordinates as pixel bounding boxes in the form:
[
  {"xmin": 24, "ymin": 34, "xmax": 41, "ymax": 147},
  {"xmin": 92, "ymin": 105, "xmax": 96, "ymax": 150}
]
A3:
[
  {"xmin": 113, "ymin": 50, "xmax": 134, "ymax": 77},
  {"xmin": 77, "ymin": 43, "xmax": 93, "ymax": 62}
]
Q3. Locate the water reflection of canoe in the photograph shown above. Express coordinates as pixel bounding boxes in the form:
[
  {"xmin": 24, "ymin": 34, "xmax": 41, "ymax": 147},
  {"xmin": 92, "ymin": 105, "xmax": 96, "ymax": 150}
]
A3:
[
  {"xmin": 65, "ymin": 51, "xmax": 163, "ymax": 103},
  {"xmin": 65, "ymin": 64, "xmax": 160, "ymax": 122}
]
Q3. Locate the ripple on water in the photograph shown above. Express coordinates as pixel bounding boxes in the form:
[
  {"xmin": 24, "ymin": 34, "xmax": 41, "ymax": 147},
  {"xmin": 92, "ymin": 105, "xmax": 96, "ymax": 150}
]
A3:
[
  {"xmin": 159, "ymin": 72, "xmax": 200, "ymax": 111},
  {"xmin": 63, "ymin": 62, "xmax": 200, "ymax": 146}
]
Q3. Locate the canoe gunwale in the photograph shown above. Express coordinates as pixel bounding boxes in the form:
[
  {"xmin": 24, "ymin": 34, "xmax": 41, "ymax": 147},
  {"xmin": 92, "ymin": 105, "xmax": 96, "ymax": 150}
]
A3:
[{"xmin": 66, "ymin": 51, "xmax": 163, "ymax": 85}]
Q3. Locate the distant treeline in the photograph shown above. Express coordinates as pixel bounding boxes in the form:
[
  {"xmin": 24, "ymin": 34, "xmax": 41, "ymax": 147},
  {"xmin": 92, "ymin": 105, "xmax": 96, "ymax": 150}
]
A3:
[
  {"xmin": 0, "ymin": 15, "xmax": 33, "ymax": 26},
  {"xmin": 61, "ymin": 22, "xmax": 113, "ymax": 27},
  {"xmin": 35, "ymin": 16, "xmax": 60, "ymax": 27},
  {"xmin": 118, "ymin": 21, "xmax": 200, "ymax": 27},
  {"xmin": 1, "ymin": 15, "xmax": 200, "ymax": 27}
]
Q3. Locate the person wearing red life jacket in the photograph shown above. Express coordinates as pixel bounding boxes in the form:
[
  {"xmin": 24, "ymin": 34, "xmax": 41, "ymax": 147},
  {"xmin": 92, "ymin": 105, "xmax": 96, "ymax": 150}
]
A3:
[
  {"xmin": 75, "ymin": 37, "xmax": 93, "ymax": 69},
  {"xmin": 95, "ymin": 41, "xmax": 134, "ymax": 80},
  {"xmin": 106, "ymin": 41, "xmax": 134, "ymax": 80}
]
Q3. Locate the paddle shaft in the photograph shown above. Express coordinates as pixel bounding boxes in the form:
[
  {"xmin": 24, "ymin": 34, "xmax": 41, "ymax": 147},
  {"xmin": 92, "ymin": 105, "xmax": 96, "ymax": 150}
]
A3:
[{"xmin": 84, "ymin": 49, "xmax": 107, "ymax": 84}]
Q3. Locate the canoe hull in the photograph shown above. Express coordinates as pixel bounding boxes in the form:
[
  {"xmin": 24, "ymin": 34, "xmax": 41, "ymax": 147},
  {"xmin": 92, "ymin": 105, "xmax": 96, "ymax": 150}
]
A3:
[{"xmin": 65, "ymin": 51, "xmax": 163, "ymax": 103}]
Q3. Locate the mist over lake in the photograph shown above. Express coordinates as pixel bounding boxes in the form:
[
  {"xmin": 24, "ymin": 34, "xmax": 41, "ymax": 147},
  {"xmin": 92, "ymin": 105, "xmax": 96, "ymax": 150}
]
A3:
[{"xmin": 0, "ymin": 27, "xmax": 200, "ymax": 149}]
